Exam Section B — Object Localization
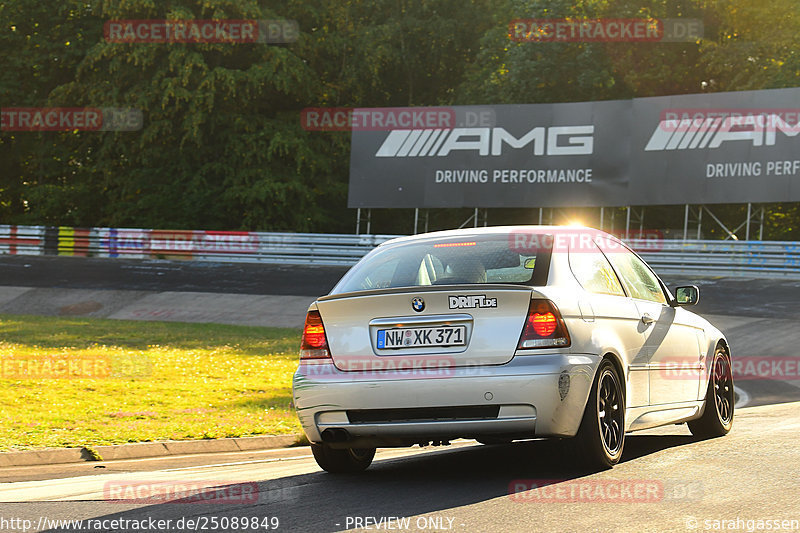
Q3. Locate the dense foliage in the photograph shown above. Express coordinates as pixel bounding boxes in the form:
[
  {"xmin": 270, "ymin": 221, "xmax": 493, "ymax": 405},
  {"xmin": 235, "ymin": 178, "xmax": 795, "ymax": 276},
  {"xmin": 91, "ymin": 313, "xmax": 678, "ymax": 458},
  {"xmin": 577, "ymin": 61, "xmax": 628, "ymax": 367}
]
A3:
[{"xmin": 1, "ymin": 0, "xmax": 798, "ymax": 237}]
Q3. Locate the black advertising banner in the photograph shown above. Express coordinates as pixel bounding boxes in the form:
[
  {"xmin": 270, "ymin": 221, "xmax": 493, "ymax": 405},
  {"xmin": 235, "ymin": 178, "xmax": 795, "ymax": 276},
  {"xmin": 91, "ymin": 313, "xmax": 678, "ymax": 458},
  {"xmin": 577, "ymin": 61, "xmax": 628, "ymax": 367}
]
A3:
[
  {"xmin": 347, "ymin": 88, "xmax": 800, "ymax": 208},
  {"xmin": 629, "ymin": 88, "xmax": 800, "ymax": 205},
  {"xmin": 348, "ymin": 102, "xmax": 632, "ymax": 208}
]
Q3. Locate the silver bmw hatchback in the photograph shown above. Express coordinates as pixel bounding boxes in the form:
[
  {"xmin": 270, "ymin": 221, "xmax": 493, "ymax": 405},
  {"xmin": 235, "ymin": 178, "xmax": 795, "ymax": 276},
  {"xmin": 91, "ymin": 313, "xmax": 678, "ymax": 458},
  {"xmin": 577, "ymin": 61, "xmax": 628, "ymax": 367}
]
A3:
[{"xmin": 293, "ymin": 226, "xmax": 734, "ymax": 473}]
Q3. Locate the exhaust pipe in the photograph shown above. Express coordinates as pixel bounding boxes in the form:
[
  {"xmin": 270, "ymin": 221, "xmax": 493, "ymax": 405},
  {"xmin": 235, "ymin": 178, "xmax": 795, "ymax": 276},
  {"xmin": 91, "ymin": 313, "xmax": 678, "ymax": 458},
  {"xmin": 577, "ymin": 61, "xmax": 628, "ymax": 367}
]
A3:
[{"xmin": 321, "ymin": 428, "xmax": 350, "ymax": 443}]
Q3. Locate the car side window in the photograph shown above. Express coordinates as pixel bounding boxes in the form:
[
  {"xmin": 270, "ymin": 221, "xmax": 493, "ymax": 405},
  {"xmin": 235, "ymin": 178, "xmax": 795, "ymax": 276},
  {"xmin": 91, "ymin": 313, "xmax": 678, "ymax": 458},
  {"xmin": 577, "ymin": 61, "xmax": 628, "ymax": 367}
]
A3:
[
  {"xmin": 569, "ymin": 242, "xmax": 625, "ymax": 297},
  {"xmin": 601, "ymin": 243, "xmax": 667, "ymax": 304}
]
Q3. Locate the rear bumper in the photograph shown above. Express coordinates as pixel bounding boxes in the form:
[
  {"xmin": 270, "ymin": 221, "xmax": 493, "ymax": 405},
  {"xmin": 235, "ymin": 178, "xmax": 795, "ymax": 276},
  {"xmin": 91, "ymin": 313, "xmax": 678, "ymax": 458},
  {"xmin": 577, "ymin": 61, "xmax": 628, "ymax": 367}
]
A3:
[{"xmin": 292, "ymin": 353, "xmax": 600, "ymax": 446}]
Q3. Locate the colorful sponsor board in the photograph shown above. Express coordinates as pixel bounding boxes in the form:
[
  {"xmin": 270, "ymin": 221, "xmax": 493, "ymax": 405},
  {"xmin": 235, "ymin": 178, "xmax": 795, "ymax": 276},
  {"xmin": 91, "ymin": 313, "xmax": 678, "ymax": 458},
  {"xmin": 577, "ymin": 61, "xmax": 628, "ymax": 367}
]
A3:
[
  {"xmin": 99, "ymin": 228, "xmax": 149, "ymax": 258},
  {"xmin": 57, "ymin": 227, "xmax": 91, "ymax": 256},
  {"xmin": 0, "ymin": 226, "xmax": 264, "ymax": 259},
  {"xmin": 98, "ymin": 229, "xmax": 260, "ymax": 259},
  {"xmin": 149, "ymin": 230, "xmax": 260, "ymax": 258},
  {"xmin": 0, "ymin": 225, "xmax": 43, "ymax": 255}
]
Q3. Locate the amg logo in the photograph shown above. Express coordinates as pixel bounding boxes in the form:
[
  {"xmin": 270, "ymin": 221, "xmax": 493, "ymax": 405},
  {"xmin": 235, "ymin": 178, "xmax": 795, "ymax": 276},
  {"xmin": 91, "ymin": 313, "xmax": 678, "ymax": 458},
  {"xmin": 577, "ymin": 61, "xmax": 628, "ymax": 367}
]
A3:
[
  {"xmin": 645, "ymin": 114, "xmax": 800, "ymax": 151},
  {"xmin": 449, "ymin": 295, "xmax": 498, "ymax": 309},
  {"xmin": 375, "ymin": 127, "xmax": 594, "ymax": 157}
]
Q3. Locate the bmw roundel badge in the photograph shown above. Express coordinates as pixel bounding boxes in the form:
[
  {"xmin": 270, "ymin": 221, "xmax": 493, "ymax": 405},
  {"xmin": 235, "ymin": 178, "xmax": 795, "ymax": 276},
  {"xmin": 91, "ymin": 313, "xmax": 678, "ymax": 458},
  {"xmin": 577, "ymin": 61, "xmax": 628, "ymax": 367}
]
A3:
[{"xmin": 411, "ymin": 297, "xmax": 425, "ymax": 312}]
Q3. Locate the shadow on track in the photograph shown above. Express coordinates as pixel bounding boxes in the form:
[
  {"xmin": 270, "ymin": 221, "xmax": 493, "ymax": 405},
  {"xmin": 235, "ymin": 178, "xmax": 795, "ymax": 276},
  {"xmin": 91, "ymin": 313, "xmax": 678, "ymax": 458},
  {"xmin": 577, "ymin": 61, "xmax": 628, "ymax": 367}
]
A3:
[{"xmin": 40, "ymin": 432, "xmax": 703, "ymax": 533}]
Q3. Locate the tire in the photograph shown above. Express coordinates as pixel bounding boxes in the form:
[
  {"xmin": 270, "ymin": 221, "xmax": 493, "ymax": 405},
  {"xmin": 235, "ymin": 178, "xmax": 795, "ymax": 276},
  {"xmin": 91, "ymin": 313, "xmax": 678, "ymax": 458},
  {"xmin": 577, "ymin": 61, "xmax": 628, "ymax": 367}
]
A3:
[
  {"xmin": 573, "ymin": 359, "xmax": 625, "ymax": 469},
  {"xmin": 310, "ymin": 443, "xmax": 375, "ymax": 473},
  {"xmin": 688, "ymin": 345, "xmax": 734, "ymax": 439}
]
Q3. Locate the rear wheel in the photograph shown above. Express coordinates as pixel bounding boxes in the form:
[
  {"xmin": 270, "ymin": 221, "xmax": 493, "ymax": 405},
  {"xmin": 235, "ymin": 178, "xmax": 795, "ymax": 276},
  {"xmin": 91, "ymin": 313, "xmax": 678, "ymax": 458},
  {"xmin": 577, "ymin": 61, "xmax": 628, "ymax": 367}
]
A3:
[
  {"xmin": 573, "ymin": 359, "xmax": 625, "ymax": 469},
  {"xmin": 688, "ymin": 345, "xmax": 734, "ymax": 439},
  {"xmin": 310, "ymin": 443, "xmax": 375, "ymax": 473}
]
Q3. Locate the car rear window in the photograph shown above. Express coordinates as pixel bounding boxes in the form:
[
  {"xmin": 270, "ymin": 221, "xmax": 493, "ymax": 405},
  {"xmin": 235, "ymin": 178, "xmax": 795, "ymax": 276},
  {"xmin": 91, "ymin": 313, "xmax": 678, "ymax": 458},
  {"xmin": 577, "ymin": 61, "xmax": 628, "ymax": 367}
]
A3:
[{"xmin": 332, "ymin": 234, "xmax": 551, "ymax": 294}]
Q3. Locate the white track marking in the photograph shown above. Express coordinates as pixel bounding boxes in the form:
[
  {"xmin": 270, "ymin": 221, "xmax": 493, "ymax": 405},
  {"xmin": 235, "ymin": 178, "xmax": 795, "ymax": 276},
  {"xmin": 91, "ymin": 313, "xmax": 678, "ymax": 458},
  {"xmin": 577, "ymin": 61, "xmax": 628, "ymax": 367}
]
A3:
[{"xmin": 734, "ymin": 385, "xmax": 750, "ymax": 408}]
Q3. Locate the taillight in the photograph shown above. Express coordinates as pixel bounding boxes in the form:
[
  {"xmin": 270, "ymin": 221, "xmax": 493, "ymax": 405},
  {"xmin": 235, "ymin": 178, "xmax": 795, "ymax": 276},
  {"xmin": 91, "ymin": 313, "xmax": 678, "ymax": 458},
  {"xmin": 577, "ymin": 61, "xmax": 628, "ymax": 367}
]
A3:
[
  {"xmin": 300, "ymin": 310, "xmax": 331, "ymax": 360},
  {"xmin": 532, "ymin": 312, "xmax": 557, "ymax": 336},
  {"xmin": 517, "ymin": 300, "xmax": 570, "ymax": 349}
]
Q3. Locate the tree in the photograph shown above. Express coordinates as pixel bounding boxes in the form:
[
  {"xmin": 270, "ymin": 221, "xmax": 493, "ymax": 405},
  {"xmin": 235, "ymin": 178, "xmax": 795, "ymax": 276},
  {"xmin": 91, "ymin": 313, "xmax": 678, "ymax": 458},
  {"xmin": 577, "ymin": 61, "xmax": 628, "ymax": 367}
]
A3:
[
  {"xmin": 698, "ymin": 0, "xmax": 800, "ymax": 91},
  {"xmin": 0, "ymin": 1, "xmax": 101, "ymax": 224},
  {"xmin": 2, "ymin": 0, "xmax": 799, "ymax": 235}
]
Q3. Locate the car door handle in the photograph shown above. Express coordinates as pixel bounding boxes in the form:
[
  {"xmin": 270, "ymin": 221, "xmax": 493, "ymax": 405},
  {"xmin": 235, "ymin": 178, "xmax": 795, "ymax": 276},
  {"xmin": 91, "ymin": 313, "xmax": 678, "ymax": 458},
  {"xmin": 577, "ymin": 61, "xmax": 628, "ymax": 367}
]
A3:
[{"xmin": 641, "ymin": 313, "xmax": 655, "ymax": 325}]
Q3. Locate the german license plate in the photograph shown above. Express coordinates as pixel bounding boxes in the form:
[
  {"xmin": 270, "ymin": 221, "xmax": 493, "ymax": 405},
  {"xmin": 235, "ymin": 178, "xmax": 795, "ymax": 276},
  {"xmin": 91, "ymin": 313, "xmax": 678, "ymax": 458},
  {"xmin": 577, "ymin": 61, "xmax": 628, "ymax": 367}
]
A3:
[{"xmin": 377, "ymin": 326, "xmax": 466, "ymax": 349}]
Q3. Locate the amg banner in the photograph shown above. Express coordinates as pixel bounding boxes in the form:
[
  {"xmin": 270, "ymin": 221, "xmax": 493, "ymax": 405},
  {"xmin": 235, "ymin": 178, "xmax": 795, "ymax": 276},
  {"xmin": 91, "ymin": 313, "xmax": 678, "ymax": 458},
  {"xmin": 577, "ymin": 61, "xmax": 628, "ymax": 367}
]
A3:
[{"xmin": 347, "ymin": 87, "xmax": 800, "ymax": 208}]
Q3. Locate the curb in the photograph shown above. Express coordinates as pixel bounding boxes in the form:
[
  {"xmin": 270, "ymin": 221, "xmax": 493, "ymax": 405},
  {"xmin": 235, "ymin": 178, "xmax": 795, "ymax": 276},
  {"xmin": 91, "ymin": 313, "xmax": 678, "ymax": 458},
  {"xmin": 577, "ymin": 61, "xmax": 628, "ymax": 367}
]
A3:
[
  {"xmin": 0, "ymin": 285, "xmax": 312, "ymax": 329},
  {"xmin": 0, "ymin": 434, "xmax": 303, "ymax": 468}
]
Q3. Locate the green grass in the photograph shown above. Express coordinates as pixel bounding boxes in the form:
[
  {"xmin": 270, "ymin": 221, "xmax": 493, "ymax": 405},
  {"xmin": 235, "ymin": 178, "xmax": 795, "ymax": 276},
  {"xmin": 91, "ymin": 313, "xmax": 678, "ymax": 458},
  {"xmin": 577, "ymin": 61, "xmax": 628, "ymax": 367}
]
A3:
[{"xmin": 0, "ymin": 314, "xmax": 303, "ymax": 451}]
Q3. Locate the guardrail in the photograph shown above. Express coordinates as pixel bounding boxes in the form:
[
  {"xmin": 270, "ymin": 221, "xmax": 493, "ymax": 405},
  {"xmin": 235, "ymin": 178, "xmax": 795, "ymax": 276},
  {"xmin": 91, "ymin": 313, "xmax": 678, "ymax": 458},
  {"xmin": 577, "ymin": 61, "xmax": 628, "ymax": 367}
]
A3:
[
  {"xmin": 631, "ymin": 239, "xmax": 800, "ymax": 279},
  {"xmin": 0, "ymin": 225, "xmax": 397, "ymax": 266},
  {"xmin": 2, "ymin": 225, "xmax": 800, "ymax": 279}
]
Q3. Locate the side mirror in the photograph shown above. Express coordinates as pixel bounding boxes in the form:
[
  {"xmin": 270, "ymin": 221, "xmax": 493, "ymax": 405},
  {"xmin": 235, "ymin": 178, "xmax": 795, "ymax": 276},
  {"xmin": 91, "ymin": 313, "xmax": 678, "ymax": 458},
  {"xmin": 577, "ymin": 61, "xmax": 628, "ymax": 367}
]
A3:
[{"xmin": 674, "ymin": 285, "xmax": 699, "ymax": 306}]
